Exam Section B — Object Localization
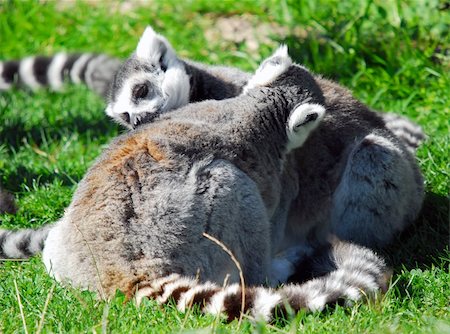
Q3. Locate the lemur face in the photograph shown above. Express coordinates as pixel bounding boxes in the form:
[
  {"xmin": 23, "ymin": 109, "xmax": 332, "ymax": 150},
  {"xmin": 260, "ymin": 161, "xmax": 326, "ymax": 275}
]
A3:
[{"xmin": 105, "ymin": 27, "xmax": 190, "ymax": 129}]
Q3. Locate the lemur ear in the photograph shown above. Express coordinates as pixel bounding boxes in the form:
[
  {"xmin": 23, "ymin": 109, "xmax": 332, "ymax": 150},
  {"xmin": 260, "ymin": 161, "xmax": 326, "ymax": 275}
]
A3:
[
  {"xmin": 243, "ymin": 45, "xmax": 292, "ymax": 93},
  {"xmin": 136, "ymin": 26, "xmax": 179, "ymax": 67},
  {"xmin": 136, "ymin": 26, "xmax": 160, "ymax": 59},
  {"xmin": 286, "ymin": 103, "xmax": 325, "ymax": 151}
]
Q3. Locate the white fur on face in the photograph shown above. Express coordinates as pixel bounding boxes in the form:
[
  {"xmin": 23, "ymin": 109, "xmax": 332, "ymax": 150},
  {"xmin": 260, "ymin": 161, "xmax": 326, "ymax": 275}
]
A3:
[
  {"xmin": 106, "ymin": 72, "xmax": 165, "ymax": 126},
  {"xmin": 106, "ymin": 25, "xmax": 190, "ymax": 128},
  {"xmin": 160, "ymin": 62, "xmax": 190, "ymax": 112},
  {"xmin": 106, "ymin": 62, "xmax": 190, "ymax": 128},
  {"xmin": 286, "ymin": 103, "xmax": 325, "ymax": 151},
  {"xmin": 243, "ymin": 45, "xmax": 292, "ymax": 93}
]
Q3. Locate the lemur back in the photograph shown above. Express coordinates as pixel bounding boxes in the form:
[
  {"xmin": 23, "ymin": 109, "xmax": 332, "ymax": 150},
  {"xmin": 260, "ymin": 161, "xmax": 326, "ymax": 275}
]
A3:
[
  {"xmin": 2, "ymin": 50, "xmax": 390, "ymax": 321},
  {"xmin": 104, "ymin": 27, "xmax": 424, "ymax": 249}
]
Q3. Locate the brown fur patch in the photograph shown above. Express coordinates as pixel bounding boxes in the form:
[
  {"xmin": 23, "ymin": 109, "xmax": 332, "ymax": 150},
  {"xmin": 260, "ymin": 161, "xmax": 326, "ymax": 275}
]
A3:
[
  {"xmin": 123, "ymin": 275, "xmax": 151, "ymax": 301},
  {"xmin": 284, "ymin": 289, "xmax": 307, "ymax": 310},
  {"xmin": 146, "ymin": 140, "xmax": 165, "ymax": 161},
  {"xmin": 101, "ymin": 269, "xmax": 135, "ymax": 298},
  {"xmin": 192, "ymin": 287, "xmax": 221, "ymax": 309},
  {"xmin": 170, "ymin": 286, "xmax": 191, "ymax": 303},
  {"xmin": 105, "ymin": 134, "xmax": 166, "ymax": 173},
  {"xmin": 223, "ymin": 287, "xmax": 256, "ymax": 322},
  {"xmin": 169, "ymin": 123, "xmax": 192, "ymax": 134}
]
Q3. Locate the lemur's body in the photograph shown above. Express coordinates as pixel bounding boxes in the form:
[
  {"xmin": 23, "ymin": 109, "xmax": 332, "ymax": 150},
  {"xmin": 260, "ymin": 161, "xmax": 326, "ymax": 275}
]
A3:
[
  {"xmin": 3, "ymin": 51, "xmax": 391, "ymax": 321},
  {"xmin": 1, "ymin": 28, "xmax": 423, "ymax": 260},
  {"xmin": 104, "ymin": 27, "xmax": 424, "ymax": 249},
  {"xmin": 0, "ymin": 28, "xmax": 422, "ymax": 318}
]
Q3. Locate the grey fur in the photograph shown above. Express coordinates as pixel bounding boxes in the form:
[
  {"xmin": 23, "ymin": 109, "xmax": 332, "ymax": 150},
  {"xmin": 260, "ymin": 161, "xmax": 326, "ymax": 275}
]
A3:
[
  {"xmin": 382, "ymin": 112, "xmax": 426, "ymax": 153},
  {"xmin": 106, "ymin": 27, "xmax": 425, "ymax": 156},
  {"xmin": 0, "ymin": 28, "xmax": 425, "ymax": 152},
  {"xmin": 0, "ymin": 28, "xmax": 424, "ymax": 257},
  {"xmin": 0, "ymin": 29, "xmax": 424, "ymax": 318},
  {"xmin": 42, "ymin": 55, "xmax": 326, "ymax": 292},
  {"xmin": 37, "ymin": 55, "xmax": 390, "ymax": 319},
  {"xmin": 107, "ymin": 27, "xmax": 424, "ymax": 249},
  {"xmin": 1, "ymin": 52, "xmax": 391, "ymax": 319}
]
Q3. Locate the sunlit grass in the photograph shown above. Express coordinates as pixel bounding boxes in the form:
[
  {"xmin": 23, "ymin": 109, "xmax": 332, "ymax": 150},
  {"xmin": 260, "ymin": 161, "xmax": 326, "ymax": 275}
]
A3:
[{"xmin": 0, "ymin": 0, "xmax": 448, "ymax": 332}]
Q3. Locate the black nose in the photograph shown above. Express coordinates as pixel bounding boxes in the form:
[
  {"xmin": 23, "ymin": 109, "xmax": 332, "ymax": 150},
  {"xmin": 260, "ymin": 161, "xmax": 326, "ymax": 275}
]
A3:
[
  {"xmin": 119, "ymin": 112, "xmax": 130, "ymax": 124},
  {"xmin": 305, "ymin": 113, "xmax": 318, "ymax": 123}
]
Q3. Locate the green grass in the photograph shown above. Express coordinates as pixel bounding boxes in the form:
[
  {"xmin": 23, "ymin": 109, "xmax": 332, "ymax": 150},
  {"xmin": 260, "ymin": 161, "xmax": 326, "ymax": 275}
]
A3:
[{"xmin": 0, "ymin": 0, "xmax": 449, "ymax": 333}]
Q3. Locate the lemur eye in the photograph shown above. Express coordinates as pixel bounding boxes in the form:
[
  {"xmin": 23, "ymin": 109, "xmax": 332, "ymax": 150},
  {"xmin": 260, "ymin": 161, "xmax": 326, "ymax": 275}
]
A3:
[
  {"xmin": 159, "ymin": 55, "xmax": 167, "ymax": 72},
  {"xmin": 132, "ymin": 84, "xmax": 149, "ymax": 99}
]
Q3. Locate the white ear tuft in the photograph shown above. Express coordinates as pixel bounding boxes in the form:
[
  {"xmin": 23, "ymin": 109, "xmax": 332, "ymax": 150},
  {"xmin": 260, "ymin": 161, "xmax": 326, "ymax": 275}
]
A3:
[
  {"xmin": 243, "ymin": 45, "xmax": 292, "ymax": 93},
  {"xmin": 272, "ymin": 44, "xmax": 288, "ymax": 58},
  {"xmin": 136, "ymin": 26, "xmax": 161, "ymax": 60},
  {"xmin": 286, "ymin": 103, "xmax": 325, "ymax": 151}
]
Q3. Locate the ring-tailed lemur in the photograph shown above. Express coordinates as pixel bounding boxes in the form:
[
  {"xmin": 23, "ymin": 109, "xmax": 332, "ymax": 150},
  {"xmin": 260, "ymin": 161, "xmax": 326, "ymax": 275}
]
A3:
[
  {"xmin": 1, "ymin": 50, "xmax": 391, "ymax": 321},
  {"xmin": 0, "ymin": 27, "xmax": 424, "ymax": 246},
  {"xmin": 103, "ymin": 26, "xmax": 425, "ymax": 248},
  {"xmin": 0, "ymin": 27, "xmax": 425, "ymax": 153},
  {"xmin": 1, "ymin": 28, "xmax": 424, "ymax": 257}
]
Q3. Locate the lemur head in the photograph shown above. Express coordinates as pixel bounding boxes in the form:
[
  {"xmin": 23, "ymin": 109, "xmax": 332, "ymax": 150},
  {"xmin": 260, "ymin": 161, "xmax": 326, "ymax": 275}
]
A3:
[
  {"xmin": 106, "ymin": 26, "xmax": 190, "ymax": 128},
  {"xmin": 243, "ymin": 45, "xmax": 326, "ymax": 151}
]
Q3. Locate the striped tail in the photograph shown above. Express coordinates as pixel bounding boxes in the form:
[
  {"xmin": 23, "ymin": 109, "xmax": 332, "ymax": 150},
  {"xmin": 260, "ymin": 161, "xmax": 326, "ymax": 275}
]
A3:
[
  {"xmin": 134, "ymin": 241, "xmax": 390, "ymax": 322},
  {"xmin": 0, "ymin": 225, "xmax": 52, "ymax": 259},
  {"xmin": 0, "ymin": 53, "xmax": 121, "ymax": 97},
  {"xmin": 381, "ymin": 113, "xmax": 426, "ymax": 153}
]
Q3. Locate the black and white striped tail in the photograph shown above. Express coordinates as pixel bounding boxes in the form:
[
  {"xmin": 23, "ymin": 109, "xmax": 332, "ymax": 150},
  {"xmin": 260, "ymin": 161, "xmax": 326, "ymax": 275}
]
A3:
[
  {"xmin": 381, "ymin": 113, "xmax": 426, "ymax": 153},
  {"xmin": 0, "ymin": 53, "xmax": 121, "ymax": 97},
  {"xmin": 0, "ymin": 225, "xmax": 52, "ymax": 259},
  {"xmin": 135, "ymin": 241, "xmax": 390, "ymax": 322}
]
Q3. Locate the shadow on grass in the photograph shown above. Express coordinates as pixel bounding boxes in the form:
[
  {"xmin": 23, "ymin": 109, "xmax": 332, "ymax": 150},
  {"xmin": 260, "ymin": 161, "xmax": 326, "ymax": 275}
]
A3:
[
  {"xmin": 383, "ymin": 191, "xmax": 449, "ymax": 271},
  {"xmin": 288, "ymin": 192, "xmax": 448, "ymax": 286},
  {"xmin": 5, "ymin": 165, "xmax": 80, "ymax": 192},
  {"xmin": 1, "ymin": 113, "xmax": 120, "ymax": 150},
  {"xmin": 1, "ymin": 108, "xmax": 121, "ymax": 192}
]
